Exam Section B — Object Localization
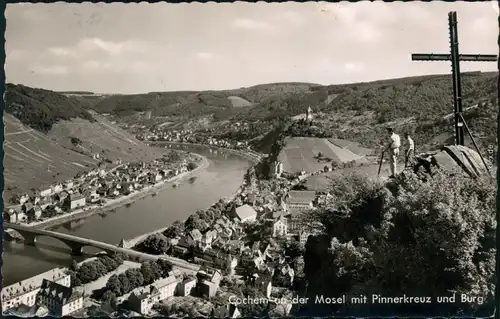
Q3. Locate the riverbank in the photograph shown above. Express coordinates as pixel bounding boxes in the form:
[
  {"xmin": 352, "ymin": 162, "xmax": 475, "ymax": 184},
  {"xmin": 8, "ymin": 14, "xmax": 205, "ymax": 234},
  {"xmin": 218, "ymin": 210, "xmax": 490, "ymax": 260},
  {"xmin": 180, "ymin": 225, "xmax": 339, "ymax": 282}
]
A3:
[
  {"xmin": 122, "ymin": 165, "xmax": 245, "ymax": 249},
  {"xmin": 153, "ymin": 141, "xmax": 262, "ymax": 163},
  {"xmin": 10, "ymin": 153, "xmax": 209, "ymax": 231}
]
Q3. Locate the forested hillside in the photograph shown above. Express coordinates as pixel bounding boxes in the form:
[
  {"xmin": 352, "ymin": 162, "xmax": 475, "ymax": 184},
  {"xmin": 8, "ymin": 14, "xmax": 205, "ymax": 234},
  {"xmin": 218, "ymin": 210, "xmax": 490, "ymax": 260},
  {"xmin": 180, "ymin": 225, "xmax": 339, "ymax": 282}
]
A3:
[
  {"xmin": 3, "ymin": 84, "xmax": 161, "ymax": 200},
  {"xmin": 5, "ymin": 84, "xmax": 96, "ymax": 132},
  {"xmin": 77, "ymin": 72, "xmax": 497, "ymax": 156}
]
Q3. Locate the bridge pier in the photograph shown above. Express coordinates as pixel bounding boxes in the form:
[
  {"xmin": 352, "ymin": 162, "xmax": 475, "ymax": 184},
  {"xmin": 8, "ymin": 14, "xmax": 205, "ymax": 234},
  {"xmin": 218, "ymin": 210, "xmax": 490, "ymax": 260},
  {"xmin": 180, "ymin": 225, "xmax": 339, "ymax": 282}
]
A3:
[
  {"xmin": 24, "ymin": 235, "xmax": 37, "ymax": 246},
  {"xmin": 68, "ymin": 244, "xmax": 84, "ymax": 256}
]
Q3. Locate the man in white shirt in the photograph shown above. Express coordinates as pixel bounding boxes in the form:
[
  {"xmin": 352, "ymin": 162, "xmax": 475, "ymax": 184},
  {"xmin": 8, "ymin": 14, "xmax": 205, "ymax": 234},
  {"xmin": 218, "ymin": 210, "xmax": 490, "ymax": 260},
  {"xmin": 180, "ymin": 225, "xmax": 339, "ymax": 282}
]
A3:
[
  {"xmin": 404, "ymin": 133, "xmax": 415, "ymax": 168},
  {"xmin": 385, "ymin": 128, "xmax": 401, "ymax": 178}
]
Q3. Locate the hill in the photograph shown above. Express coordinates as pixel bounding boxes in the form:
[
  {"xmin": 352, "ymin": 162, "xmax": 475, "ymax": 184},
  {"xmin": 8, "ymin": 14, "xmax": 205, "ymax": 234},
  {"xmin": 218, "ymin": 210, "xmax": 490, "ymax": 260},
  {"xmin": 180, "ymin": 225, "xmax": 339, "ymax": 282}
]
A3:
[
  {"xmin": 4, "ymin": 85, "xmax": 162, "ymax": 202},
  {"xmin": 276, "ymin": 137, "xmax": 369, "ymax": 173},
  {"xmin": 84, "ymin": 82, "xmax": 318, "ymax": 119},
  {"xmin": 81, "ymin": 72, "xmax": 497, "ymax": 159}
]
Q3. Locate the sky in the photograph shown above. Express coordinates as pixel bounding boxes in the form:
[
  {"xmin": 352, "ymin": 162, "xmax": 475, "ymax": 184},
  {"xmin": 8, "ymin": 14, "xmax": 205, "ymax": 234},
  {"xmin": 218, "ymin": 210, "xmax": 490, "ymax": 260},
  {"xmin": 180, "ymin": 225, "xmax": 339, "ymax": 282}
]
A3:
[{"xmin": 5, "ymin": 1, "xmax": 499, "ymax": 94}]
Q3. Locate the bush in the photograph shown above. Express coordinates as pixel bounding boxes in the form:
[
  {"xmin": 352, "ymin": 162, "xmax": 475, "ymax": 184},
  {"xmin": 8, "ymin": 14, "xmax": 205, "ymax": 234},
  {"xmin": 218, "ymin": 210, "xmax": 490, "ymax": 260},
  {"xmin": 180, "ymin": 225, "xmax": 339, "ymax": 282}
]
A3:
[
  {"xmin": 72, "ymin": 254, "xmax": 123, "ymax": 286},
  {"xmin": 135, "ymin": 234, "xmax": 170, "ymax": 255},
  {"xmin": 101, "ymin": 259, "xmax": 171, "ymax": 298},
  {"xmin": 303, "ymin": 171, "xmax": 495, "ymax": 316}
]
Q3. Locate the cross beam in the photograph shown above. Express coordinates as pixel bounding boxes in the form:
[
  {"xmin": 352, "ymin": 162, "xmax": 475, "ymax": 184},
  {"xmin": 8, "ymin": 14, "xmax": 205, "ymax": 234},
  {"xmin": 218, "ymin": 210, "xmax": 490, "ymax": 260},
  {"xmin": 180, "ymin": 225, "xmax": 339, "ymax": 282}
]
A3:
[
  {"xmin": 412, "ymin": 54, "xmax": 498, "ymax": 62},
  {"xmin": 411, "ymin": 11, "xmax": 497, "ymax": 146}
]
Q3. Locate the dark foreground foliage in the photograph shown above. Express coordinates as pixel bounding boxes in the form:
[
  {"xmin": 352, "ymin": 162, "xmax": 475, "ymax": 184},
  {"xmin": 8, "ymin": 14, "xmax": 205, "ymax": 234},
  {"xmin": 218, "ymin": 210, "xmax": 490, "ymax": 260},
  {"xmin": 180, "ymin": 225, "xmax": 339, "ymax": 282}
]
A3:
[{"xmin": 299, "ymin": 170, "xmax": 495, "ymax": 317}]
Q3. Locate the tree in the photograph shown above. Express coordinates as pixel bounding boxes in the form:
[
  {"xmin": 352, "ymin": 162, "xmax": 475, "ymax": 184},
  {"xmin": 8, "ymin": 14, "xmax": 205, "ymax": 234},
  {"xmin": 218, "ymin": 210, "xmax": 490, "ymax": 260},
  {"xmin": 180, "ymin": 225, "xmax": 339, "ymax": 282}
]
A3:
[
  {"xmin": 184, "ymin": 214, "xmax": 208, "ymax": 232},
  {"xmin": 106, "ymin": 274, "xmax": 122, "ymax": 296},
  {"xmin": 155, "ymin": 259, "xmax": 173, "ymax": 277},
  {"xmin": 137, "ymin": 234, "xmax": 170, "ymax": 255},
  {"xmin": 77, "ymin": 262, "xmax": 99, "ymax": 284},
  {"xmin": 126, "ymin": 268, "xmax": 144, "ymax": 289},
  {"xmin": 118, "ymin": 273, "xmax": 131, "ymax": 295},
  {"xmin": 70, "ymin": 260, "xmax": 79, "ymax": 271},
  {"xmin": 187, "ymin": 162, "xmax": 197, "ymax": 170},
  {"xmin": 302, "ymin": 171, "xmax": 495, "ymax": 317},
  {"xmin": 141, "ymin": 262, "xmax": 156, "ymax": 285},
  {"xmin": 70, "ymin": 272, "xmax": 82, "ymax": 287},
  {"xmin": 101, "ymin": 290, "xmax": 118, "ymax": 310},
  {"xmin": 163, "ymin": 222, "xmax": 184, "ymax": 238}
]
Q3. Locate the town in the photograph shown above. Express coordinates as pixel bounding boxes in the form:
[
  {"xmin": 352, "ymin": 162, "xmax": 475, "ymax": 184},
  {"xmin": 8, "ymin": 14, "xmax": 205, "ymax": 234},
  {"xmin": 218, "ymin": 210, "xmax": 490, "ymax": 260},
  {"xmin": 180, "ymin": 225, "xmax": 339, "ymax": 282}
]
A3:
[
  {"xmin": 3, "ymin": 150, "xmax": 202, "ymax": 229},
  {"xmin": 1, "ymin": 133, "xmax": 337, "ymax": 318}
]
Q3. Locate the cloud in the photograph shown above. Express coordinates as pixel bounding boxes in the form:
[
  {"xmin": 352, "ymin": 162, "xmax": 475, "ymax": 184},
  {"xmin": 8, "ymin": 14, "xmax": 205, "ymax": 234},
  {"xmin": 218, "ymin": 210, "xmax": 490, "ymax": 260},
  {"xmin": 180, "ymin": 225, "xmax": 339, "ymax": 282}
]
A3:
[
  {"xmin": 46, "ymin": 47, "xmax": 80, "ymax": 58},
  {"xmin": 31, "ymin": 65, "xmax": 69, "ymax": 75},
  {"xmin": 76, "ymin": 37, "xmax": 129, "ymax": 55},
  {"xmin": 81, "ymin": 60, "xmax": 111, "ymax": 71},
  {"xmin": 232, "ymin": 18, "xmax": 274, "ymax": 31},
  {"xmin": 196, "ymin": 52, "xmax": 214, "ymax": 60},
  {"xmin": 44, "ymin": 38, "xmax": 148, "ymax": 59},
  {"xmin": 344, "ymin": 62, "xmax": 364, "ymax": 72},
  {"xmin": 79, "ymin": 59, "xmax": 151, "ymax": 74}
]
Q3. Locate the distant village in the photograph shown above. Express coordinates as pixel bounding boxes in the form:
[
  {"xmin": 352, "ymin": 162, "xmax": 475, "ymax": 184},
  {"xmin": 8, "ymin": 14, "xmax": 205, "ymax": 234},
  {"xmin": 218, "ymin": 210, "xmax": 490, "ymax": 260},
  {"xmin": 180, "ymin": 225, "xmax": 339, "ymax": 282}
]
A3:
[
  {"xmin": 4, "ymin": 152, "xmax": 199, "ymax": 227},
  {"xmin": 136, "ymin": 128, "xmax": 251, "ymax": 150}
]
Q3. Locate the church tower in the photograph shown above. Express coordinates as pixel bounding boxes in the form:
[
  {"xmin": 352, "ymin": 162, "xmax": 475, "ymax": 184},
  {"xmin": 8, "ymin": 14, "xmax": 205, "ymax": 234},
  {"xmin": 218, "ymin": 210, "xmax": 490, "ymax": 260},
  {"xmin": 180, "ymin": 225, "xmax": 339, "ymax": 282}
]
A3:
[{"xmin": 306, "ymin": 106, "xmax": 313, "ymax": 122}]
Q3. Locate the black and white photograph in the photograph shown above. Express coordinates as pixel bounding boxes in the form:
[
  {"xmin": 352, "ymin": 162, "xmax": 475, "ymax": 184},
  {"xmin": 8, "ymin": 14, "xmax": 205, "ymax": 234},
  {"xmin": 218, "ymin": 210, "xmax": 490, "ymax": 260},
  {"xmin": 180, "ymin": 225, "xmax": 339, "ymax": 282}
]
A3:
[{"xmin": 2, "ymin": 1, "xmax": 498, "ymax": 317}]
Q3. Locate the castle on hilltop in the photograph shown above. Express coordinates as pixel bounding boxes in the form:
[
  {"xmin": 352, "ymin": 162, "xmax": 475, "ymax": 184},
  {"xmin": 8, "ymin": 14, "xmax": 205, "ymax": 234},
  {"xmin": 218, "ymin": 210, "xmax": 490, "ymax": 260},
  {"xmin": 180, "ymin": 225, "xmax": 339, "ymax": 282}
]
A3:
[{"xmin": 306, "ymin": 106, "xmax": 313, "ymax": 123}]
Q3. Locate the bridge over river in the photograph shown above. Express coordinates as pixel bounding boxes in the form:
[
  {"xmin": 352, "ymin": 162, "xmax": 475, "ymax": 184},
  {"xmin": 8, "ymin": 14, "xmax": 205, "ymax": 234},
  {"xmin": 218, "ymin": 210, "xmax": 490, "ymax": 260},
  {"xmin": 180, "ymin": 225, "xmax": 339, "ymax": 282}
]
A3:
[{"xmin": 4, "ymin": 222, "xmax": 200, "ymax": 273}]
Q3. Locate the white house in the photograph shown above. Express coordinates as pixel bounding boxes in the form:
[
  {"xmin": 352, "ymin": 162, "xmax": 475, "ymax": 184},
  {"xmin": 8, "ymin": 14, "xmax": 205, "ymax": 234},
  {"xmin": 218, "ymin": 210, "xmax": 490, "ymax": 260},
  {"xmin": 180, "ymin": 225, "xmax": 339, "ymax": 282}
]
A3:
[
  {"xmin": 272, "ymin": 216, "xmax": 288, "ymax": 238},
  {"xmin": 270, "ymin": 161, "xmax": 284, "ymax": 178},
  {"xmin": 64, "ymin": 180, "xmax": 74, "ymax": 190},
  {"xmin": 67, "ymin": 193, "xmax": 86, "ymax": 211},
  {"xmin": 19, "ymin": 194, "xmax": 30, "ymax": 205},
  {"xmin": 5, "ymin": 209, "xmax": 20, "ymax": 223},
  {"xmin": 286, "ymin": 191, "xmax": 316, "ymax": 210},
  {"xmin": 128, "ymin": 275, "xmax": 179, "ymax": 315},
  {"xmin": 177, "ymin": 277, "xmax": 197, "ymax": 297},
  {"xmin": 233, "ymin": 204, "xmax": 258, "ymax": 223},
  {"xmin": 53, "ymin": 183, "xmax": 64, "ymax": 194},
  {"xmin": 1, "ymin": 269, "xmax": 70, "ymax": 312},
  {"xmin": 152, "ymin": 275, "xmax": 179, "ymax": 301},
  {"xmin": 37, "ymin": 279, "xmax": 83, "ymax": 316}
]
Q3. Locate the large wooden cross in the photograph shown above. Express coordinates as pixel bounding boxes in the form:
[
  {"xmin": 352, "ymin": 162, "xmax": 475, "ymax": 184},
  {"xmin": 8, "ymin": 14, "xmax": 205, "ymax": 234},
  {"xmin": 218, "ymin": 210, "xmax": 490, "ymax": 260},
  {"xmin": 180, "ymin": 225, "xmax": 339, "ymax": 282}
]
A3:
[{"xmin": 411, "ymin": 11, "xmax": 497, "ymax": 146}]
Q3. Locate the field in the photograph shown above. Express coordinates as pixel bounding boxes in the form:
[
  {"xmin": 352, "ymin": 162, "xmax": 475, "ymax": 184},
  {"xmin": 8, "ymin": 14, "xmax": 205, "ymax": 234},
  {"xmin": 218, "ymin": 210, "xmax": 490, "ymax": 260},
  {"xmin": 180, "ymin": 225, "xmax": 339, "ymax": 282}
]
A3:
[
  {"xmin": 277, "ymin": 137, "xmax": 370, "ymax": 173},
  {"xmin": 3, "ymin": 112, "xmax": 162, "ymax": 201},
  {"xmin": 227, "ymin": 96, "xmax": 253, "ymax": 108}
]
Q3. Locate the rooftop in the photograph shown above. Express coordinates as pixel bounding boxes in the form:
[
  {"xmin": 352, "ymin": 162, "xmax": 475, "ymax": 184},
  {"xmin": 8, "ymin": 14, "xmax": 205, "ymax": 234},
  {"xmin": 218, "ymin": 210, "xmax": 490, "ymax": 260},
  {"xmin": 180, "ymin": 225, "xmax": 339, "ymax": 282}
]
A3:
[
  {"xmin": 2, "ymin": 267, "xmax": 69, "ymax": 301},
  {"xmin": 151, "ymin": 275, "xmax": 179, "ymax": 290},
  {"xmin": 235, "ymin": 204, "xmax": 257, "ymax": 220},
  {"xmin": 287, "ymin": 190, "xmax": 316, "ymax": 204},
  {"xmin": 38, "ymin": 279, "xmax": 82, "ymax": 304}
]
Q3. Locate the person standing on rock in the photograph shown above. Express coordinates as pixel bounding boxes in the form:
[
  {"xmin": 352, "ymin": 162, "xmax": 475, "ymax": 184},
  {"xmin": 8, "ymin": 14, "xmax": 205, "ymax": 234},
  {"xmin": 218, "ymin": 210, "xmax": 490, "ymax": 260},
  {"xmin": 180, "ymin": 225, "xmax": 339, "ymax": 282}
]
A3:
[
  {"xmin": 385, "ymin": 127, "xmax": 401, "ymax": 178},
  {"xmin": 404, "ymin": 133, "xmax": 415, "ymax": 168}
]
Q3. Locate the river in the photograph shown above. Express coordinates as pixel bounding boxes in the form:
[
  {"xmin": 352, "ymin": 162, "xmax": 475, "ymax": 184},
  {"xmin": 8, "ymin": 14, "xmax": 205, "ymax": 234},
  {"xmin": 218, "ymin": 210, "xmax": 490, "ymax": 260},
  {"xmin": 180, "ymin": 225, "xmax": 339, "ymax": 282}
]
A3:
[{"xmin": 2, "ymin": 145, "xmax": 253, "ymax": 286}]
